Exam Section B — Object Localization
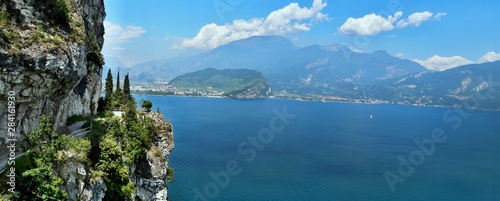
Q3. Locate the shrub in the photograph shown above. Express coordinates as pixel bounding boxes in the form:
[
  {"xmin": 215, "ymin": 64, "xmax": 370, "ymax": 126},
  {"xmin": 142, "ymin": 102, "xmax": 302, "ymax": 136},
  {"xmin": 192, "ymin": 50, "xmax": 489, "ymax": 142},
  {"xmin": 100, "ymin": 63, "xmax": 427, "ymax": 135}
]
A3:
[
  {"xmin": 87, "ymin": 40, "xmax": 104, "ymax": 66},
  {"xmin": 30, "ymin": 26, "xmax": 45, "ymax": 43},
  {"xmin": 0, "ymin": 10, "xmax": 9, "ymax": 27},
  {"xmin": 53, "ymin": 34, "xmax": 62, "ymax": 45},
  {"xmin": 167, "ymin": 167, "xmax": 175, "ymax": 183},
  {"xmin": 38, "ymin": 0, "xmax": 70, "ymax": 27},
  {"xmin": 141, "ymin": 99, "xmax": 153, "ymax": 112}
]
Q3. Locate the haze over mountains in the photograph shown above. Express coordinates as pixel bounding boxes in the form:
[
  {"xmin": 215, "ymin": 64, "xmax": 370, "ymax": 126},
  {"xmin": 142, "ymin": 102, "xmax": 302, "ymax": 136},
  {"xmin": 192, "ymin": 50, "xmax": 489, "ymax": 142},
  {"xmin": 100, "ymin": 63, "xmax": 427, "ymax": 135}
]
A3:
[
  {"xmin": 105, "ymin": 35, "xmax": 500, "ymax": 110},
  {"xmin": 112, "ymin": 36, "xmax": 427, "ymax": 82}
]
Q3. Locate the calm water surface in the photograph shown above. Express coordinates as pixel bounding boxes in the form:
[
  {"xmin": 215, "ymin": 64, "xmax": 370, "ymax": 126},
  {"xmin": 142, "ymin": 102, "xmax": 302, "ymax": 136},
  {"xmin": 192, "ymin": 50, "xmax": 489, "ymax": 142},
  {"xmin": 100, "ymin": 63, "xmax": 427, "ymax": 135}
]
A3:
[{"xmin": 135, "ymin": 96, "xmax": 500, "ymax": 201}]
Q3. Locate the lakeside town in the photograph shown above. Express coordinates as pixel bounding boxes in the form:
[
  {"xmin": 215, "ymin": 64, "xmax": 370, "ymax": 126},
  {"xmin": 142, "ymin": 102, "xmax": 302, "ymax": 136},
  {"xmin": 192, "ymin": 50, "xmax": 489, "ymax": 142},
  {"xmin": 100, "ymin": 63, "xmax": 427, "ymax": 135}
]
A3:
[{"xmin": 128, "ymin": 82, "xmax": 438, "ymax": 106}]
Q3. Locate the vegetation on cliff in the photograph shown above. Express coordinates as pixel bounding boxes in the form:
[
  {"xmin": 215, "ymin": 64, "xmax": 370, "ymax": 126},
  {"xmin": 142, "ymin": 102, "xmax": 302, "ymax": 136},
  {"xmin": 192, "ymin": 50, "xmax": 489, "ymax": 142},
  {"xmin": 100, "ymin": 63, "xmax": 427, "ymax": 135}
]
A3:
[{"xmin": 1, "ymin": 69, "xmax": 174, "ymax": 200}]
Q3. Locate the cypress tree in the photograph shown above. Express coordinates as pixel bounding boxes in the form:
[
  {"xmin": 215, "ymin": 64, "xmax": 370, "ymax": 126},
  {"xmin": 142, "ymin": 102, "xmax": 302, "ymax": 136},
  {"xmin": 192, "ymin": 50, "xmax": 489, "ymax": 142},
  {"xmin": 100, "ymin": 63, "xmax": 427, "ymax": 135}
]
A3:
[
  {"xmin": 105, "ymin": 69, "xmax": 113, "ymax": 108},
  {"xmin": 115, "ymin": 68, "xmax": 121, "ymax": 92},
  {"xmin": 123, "ymin": 73, "xmax": 130, "ymax": 100}
]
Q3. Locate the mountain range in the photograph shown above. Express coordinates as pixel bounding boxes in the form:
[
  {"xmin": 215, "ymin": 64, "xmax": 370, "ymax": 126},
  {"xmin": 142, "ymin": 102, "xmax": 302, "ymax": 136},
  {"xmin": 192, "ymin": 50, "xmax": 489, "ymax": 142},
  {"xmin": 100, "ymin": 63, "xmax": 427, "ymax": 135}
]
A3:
[{"xmin": 106, "ymin": 35, "xmax": 500, "ymax": 110}]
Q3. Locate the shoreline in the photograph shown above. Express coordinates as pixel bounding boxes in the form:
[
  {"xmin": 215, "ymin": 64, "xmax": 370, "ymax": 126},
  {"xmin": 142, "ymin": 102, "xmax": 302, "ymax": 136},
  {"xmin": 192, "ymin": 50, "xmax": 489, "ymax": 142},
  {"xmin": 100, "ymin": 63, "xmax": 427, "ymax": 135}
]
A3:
[{"xmin": 132, "ymin": 93, "xmax": 500, "ymax": 113}]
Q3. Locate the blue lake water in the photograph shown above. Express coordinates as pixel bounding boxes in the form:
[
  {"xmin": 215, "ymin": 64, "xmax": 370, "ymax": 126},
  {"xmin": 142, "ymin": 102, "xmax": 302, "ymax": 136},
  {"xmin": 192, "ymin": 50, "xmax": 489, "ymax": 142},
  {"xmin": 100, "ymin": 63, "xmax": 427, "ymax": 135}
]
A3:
[{"xmin": 135, "ymin": 96, "xmax": 500, "ymax": 201}]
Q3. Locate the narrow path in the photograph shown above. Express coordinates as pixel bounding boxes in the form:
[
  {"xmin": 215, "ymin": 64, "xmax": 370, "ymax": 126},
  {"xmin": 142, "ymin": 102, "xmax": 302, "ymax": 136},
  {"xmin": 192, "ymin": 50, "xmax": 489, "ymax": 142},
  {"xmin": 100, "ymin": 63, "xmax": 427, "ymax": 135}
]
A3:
[
  {"xmin": 67, "ymin": 121, "xmax": 87, "ymax": 133},
  {"xmin": 1, "ymin": 120, "xmax": 91, "ymax": 173}
]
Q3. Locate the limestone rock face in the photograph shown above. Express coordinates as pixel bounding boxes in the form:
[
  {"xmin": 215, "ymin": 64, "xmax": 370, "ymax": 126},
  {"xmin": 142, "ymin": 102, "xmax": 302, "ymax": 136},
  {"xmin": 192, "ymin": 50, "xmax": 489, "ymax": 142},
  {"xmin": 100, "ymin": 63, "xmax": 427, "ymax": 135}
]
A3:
[
  {"xmin": 59, "ymin": 159, "xmax": 107, "ymax": 201},
  {"xmin": 0, "ymin": 0, "xmax": 105, "ymax": 144},
  {"xmin": 132, "ymin": 111, "xmax": 175, "ymax": 201}
]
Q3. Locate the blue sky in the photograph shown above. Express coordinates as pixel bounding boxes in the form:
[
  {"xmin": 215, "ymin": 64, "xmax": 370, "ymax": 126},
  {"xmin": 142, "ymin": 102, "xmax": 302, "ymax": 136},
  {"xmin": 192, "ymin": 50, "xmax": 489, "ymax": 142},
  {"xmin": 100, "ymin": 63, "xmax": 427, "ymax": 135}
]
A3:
[{"xmin": 102, "ymin": 0, "xmax": 500, "ymax": 71}]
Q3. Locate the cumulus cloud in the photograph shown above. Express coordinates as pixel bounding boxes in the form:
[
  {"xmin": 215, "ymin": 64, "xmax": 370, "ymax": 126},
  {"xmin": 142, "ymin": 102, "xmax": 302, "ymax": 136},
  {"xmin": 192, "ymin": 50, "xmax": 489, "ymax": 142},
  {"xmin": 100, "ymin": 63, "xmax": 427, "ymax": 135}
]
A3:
[
  {"xmin": 413, "ymin": 55, "xmax": 474, "ymax": 71},
  {"xmin": 396, "ymin": 11, "xmax": 433, "ymax": 28},
  {"xmin": 339, "ymin": 11, "xmax": 445, "ymax": 36},
  {"xmin": 478, "ymin": 52, "xmax": 500, "ymax": 63},
  {"xmin": 339, "ymin": 12, "xmax": 402, "ymax": 36},
  {"xmin": 104, "ymin": 21, "xmax": 146, "ymax": 44},
  {"xmin": 175, "ymin": 0, "xmax": 329, "ymax": 50}
]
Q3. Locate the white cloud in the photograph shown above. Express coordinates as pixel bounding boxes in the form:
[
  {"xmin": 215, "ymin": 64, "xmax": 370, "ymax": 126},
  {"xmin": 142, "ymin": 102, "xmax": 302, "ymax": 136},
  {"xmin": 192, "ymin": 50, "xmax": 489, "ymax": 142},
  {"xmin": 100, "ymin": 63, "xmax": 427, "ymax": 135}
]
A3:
[
  {"xmin": 478, "ymin": 52, "xmax": 500, "ymax": 63},
  {"xmin": 434, "ymin": 12, "xmax": 447, "ymax": 20},
  {"xmin": 175, "ymin": 0, "xmax": 329, "ymax": 50},
  {"xmin": 339, "ymin": 12, "xmax": 402, "ymax": 36},
  {"xmin": 396, "ymin": 11, "xmax": 433, "ymax": 28},
  {"xmin": 413, "ymin": 55, "xmax": 474, "ymax": 71},
  {"xmin": 395, "ymin": 52, "xmax": 405, "ymax": 58},
  {"xmin": 104, "ymin": 21, "xmax": 146, "ymax": 44},
  {"xmin": 339, "ymin": 11, "xmax": 446, "ymax": 36},
  {"xmin": 113, "ymin": 46, "xmax": 125, "ymax": 50}
]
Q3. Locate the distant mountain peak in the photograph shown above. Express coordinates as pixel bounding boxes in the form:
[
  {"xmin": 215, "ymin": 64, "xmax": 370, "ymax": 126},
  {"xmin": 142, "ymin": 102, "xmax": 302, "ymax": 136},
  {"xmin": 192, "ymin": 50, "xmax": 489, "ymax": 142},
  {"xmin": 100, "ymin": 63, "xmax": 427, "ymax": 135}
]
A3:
[
  {"xmin": 371, "ymin": 50, "xmax": 390, "ymax": 56},
  {"xmin": 217, "ymin": 35, "xmax": 297, "ymax": 50},
  {"xmin": 321, "ymin": 44, "xmax": 353, "ymax": 52}
]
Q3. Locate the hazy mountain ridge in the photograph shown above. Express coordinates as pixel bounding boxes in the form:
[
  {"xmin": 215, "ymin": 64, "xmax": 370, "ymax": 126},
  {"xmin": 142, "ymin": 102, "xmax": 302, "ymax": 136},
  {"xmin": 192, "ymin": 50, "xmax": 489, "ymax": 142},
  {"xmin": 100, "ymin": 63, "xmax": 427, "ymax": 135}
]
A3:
[
  {"xmin": 381, "ymin": 61, "xmax": 500, "ymax": 109},
  {"xmin": 113, "ymin": 36, "xmax": 500, "ymax": 109}
]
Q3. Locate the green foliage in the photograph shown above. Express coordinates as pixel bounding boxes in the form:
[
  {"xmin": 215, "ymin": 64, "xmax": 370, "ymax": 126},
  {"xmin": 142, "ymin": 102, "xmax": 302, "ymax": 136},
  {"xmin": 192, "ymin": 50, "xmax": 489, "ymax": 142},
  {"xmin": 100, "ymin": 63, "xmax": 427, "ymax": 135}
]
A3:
[
  {"xmin": 66, "ymin": 114, "xmax": 88, "ymax": 125},
  {"xmin": 30, "ymin": 26, "xmax": 46, "ymax": 43},
  {"xmin": 123, "ymin": 123, "xmax": 148, "ymax": 163},
  {"xmin": 116, "ymin": 69, "xmax": 121, "ymax": 92},
  {"xmin": 17, "ymin": 116, "xmax": 69, "ymax": 200},
  {"xmin": 105, "ymin": 69, "xmax": 114, "ymax": 109},
  {"xmin": 87, "ymin": 39, "xmax": 104, "ymax": 68},
  {"xmin": 167, "ymin": 167, "xmax": 175, "ymax": 183},
  {"xmin": 0, "ymin": 30, "xmax": 12, "ymax": 41},
  {"xmin": 106, "ymin": 117, "xmax": 125, "ymax": 139},
  {"xmin": 141, "ymin": 99, "xmax": 153, "ymax": 112},
  {"xmin": 0, "ymin": 193, "xmax": 13, "ymax": 201},
  {"xmin": 53, "ymin": 34, "xmax": 62, "ymax": 45},
  {"xmin": 69, "ymin": 19, "xmax": 84, "ymax": 45},
  {"xmin": 21, "ymin": 158, "xmax": 68, "ymax": 200},
  {"xmin": 123, "ymin": 73, "xmax": 131, "ymax": 100},
  {"xmin": 37, "ymin": 0, "xmax": 70, "ymax": 27},
  {"xmin": 97, "ymin": 97, "xmax": 106, "ymax": 112},
  {"xmin": 0, "ymin": 9, "xmax": 10, "ymax": 26},
  {"xmin": 81, "ymin": 119, "xmax": 100, "ymax": 129},
  {"xmin": 65, "ymin": 136, "xmax": 91, "ymax": 162},
  {"xmin": 122, "ymin": 102, "xmax": 152, "ymax": 163},
  {"xmin": 96, "ymin": 135, "xmax": 124, "ymax": 176},
  {"xmin": 96, "ymin": 135, "xmax": 134, "ymax": 200}
]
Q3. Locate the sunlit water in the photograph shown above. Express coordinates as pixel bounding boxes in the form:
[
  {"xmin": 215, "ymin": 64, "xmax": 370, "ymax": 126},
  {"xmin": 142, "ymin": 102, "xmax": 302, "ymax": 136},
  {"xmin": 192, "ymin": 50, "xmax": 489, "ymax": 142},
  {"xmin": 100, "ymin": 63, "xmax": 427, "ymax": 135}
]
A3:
[{"xmin": 135, "ymin": 96, "xmax": 500, "ymax": 201}]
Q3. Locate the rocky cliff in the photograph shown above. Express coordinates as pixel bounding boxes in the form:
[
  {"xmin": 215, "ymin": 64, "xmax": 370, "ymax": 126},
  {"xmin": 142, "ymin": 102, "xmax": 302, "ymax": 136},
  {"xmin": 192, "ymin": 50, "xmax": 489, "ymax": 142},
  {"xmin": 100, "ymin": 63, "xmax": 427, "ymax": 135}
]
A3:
[
  {"xmin": 132, "ymin": 111, "xmax": 174, "ymax": 200},
  {"xmin": 58, "ymin": 111, "xmax": 174, "ymax": 201},
  {"xmin": 0, "ymin": 0, "xmax": 105, "ymax": 144}
]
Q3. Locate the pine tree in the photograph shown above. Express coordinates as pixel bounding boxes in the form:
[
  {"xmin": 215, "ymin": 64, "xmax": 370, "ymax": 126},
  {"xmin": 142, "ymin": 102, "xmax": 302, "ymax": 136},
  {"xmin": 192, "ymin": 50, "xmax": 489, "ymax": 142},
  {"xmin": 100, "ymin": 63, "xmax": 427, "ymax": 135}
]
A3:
[
  {"xmin": 105, "ymin": 69, "xmax": 113, "ymax": 108},
  {"xmin": 123, "ymin": 73, "xmax": 131, "ymax": 100}
]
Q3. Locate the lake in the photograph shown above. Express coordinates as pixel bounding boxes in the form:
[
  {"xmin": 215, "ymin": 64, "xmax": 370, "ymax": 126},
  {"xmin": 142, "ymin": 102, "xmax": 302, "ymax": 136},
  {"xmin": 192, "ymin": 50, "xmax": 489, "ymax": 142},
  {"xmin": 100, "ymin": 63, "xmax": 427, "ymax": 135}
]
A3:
[{"xmin": 134, "ymin": 96, "xmax": 500, "ymax": 201}]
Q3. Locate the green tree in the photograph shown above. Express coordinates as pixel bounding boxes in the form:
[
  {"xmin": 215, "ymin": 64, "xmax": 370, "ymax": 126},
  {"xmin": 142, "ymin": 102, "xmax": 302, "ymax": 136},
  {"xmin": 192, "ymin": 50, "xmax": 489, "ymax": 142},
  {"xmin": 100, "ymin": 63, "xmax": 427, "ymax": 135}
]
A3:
[
  {"xmin": 105, "ymin": 69, "xmax": 113, "ymax": 109},
  {"xmin": 113, "ymin": 68, "xmax": 124, "ymax": 109},
  {"xmin": 116, "ymin": 68, "xmax": 121, "ymax": 92},
  {"xmin": 17, "ymin": 116, "xmax": 69, "ymax": 200},
  {"xmin": 123, "ymin": 101, "xmax": 138, "ymax": 129},
  {"xmin": 123, "ymin": 73, "xmax": 131, "ymax": 100},
  {"xmin": 21, "ymin": 158, "xmax": 68, "ymax": 200},
  {"xmin": 97, "ymin": 135, "xmax": 135, "ymax": 200},
  {"xmin": 141, "ymin": 99, "xmax": 153, "ymax": 112}
]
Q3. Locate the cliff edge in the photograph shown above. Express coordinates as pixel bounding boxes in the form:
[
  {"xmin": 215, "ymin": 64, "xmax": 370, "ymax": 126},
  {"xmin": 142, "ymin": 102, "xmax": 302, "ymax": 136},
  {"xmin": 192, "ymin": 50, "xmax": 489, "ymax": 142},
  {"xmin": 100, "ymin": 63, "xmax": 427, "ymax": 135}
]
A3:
[{"xmin": 0, "ymin": 0, "xmax": 105, "ymax": 144}]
